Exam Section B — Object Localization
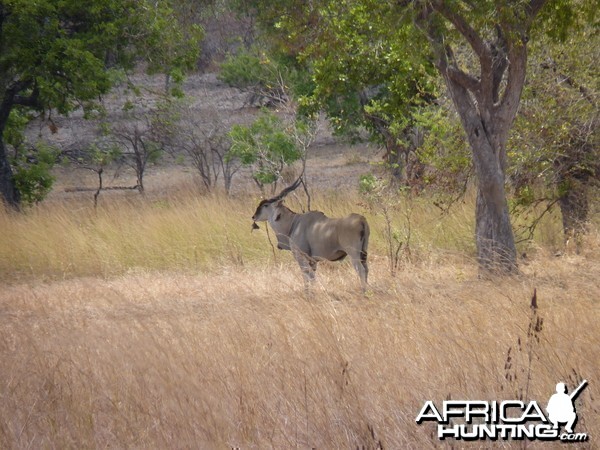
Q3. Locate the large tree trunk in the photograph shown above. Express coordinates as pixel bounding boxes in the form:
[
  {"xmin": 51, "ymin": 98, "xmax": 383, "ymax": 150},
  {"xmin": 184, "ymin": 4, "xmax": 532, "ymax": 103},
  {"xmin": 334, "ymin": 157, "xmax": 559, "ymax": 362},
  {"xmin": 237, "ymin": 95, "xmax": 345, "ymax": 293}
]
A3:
[
  {"xmin": 467, "ymin": 114, "xmax": 517, "ymax": 272},
  {"xmin": 475, "ymin": 179, "xmax": 517, "ymax": 270},
  {"xmin": 0, "ymin": 134, "xmax": 20, "ymax": 210},
  {"xmin": 0, "ymin": 86, "xmax": 21, "ymax": 209},
  {"xmin": 442, "ymin": 74, "xmax": 518, "ymax": 273},
  {"xmin": 419, "ymin": 2, "xmax": 540, "ymax": 274}
]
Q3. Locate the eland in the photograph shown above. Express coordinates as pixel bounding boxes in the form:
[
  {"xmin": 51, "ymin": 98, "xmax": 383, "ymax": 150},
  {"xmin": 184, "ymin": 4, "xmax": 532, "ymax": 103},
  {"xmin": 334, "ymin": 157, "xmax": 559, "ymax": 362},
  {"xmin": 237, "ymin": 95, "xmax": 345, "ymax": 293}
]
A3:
[{"xmin": 252, "ymin": 178, "xmax": 370, "ymax": 293}]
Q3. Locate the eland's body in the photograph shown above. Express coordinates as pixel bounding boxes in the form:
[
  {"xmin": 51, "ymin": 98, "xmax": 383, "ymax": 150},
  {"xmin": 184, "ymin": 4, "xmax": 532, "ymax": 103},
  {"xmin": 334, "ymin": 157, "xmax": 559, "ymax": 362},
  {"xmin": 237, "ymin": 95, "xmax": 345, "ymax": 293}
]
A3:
[{"xmin": 252, "ymin": 179, "xmax": 369, "ymax": 292}]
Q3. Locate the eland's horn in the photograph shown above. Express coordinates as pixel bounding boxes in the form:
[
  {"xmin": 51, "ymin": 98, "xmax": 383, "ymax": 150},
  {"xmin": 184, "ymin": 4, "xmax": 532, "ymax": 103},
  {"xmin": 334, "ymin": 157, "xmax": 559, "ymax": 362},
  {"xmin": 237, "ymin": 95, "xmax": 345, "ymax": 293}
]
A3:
[{"xmin": 272, "ymin": 176, "xmax": 303, "ymax": 202}]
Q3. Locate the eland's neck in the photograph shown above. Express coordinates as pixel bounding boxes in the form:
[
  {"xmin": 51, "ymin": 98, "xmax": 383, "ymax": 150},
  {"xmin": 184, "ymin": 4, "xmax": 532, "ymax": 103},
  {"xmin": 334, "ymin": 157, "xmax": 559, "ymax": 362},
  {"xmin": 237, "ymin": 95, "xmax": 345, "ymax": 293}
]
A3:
[{"xmin": 268, "ymin": 206, "xmax": 297, "ymax": 250}]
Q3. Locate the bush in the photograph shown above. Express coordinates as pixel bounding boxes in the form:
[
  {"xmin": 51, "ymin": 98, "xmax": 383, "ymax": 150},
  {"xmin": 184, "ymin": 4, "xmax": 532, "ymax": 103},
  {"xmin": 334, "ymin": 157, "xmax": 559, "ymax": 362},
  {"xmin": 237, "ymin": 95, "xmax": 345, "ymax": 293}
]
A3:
[{"xmin": 12, "ymin": 145, "xmax": 58, "ymax": 206}]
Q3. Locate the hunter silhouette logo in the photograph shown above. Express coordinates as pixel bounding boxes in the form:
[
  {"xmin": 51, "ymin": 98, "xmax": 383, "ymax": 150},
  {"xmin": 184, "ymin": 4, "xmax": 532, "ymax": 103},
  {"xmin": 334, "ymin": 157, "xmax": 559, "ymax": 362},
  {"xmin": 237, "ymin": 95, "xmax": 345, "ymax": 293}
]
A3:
[
  {"xmin": 547, "ymin": 380, "xmax": 588, "ymax": 434},
  {"xmin": 416, "ymin": 380, "xmax": 589, "ymax": 442}
]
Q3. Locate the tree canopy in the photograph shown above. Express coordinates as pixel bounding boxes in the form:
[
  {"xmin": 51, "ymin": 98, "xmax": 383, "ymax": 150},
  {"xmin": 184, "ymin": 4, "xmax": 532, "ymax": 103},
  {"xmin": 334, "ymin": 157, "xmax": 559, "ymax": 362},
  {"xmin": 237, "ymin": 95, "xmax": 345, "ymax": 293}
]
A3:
[
  {"xmin": 240, "ymin": 0, "xmax": 596, "ymax": 272},
  {"xmin": 0, "ymin": 0, "xmax": 202, "ymax": 208}
]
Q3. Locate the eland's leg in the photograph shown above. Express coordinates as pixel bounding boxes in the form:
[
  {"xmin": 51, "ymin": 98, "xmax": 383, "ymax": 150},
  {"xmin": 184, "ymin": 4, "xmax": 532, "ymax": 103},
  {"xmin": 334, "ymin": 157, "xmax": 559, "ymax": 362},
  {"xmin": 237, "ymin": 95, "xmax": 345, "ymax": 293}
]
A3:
[
  {"xmin": 294, "ymin": 250, "xmax": 316, "ymax": 294},
  {"xmin": 351, "ymin": 253, "xmax": 368, "ymax": 293},
  {"xmin": 361, "ymin": 250, "xmax": 369, "ymax": 286}
]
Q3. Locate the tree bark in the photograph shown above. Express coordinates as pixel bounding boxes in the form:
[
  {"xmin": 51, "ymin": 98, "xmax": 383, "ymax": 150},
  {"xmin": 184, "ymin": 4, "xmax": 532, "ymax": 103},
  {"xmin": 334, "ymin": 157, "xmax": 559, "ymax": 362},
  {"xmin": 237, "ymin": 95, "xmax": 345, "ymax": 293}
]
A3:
[
  {"xmin": 416, "ymin": 2, "xmax": 543, "ymax": 274},
  {"xmin": 447, "ymin": 79, "xmax": 517, "ymax": 273},
  {"xmin": 0, "ymin": 90, "xmax": 20, "ymax": 209},
  {"xmin": 0, "ymin": 137, "xmax": 20, "ymax": 209},
  {"xmin": 0, "ymin": 81, "xmax": 39, "ymax": 210}
]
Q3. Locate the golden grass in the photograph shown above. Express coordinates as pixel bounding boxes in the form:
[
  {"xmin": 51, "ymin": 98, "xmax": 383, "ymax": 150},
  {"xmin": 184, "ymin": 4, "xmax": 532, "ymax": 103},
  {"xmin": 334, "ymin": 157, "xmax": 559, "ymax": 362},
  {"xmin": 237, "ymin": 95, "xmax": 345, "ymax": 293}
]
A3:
[
  {"xmin": 1, "ymin": 258, "xmax": 599, "ymax": 448},
  {"xmin": 0, "ymin": 192, "xmax": 265, "ymax": 281},
  {"xmin": 1, "ymin": 190, "xmax": 599, "ymax": 448},
  {"xmin": 0, "ymin": 187, "xmax": 570, "ymax": 283}
]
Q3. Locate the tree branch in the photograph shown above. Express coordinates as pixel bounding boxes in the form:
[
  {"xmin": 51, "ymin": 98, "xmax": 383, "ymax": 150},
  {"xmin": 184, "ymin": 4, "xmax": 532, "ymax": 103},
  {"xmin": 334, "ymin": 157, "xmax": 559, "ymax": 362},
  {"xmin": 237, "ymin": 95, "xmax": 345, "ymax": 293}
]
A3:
[
  {"xmin": 446, "ymin": 65, "xmax": 480, "ymax": 95},
  {"xmin": 432, "ymin": 1, "xmax": 487, "ymax": 59},
  {"xmin": 13, "ymin": 87, "xmax": 41, "ymax": 108},
  {"xmin": 490, "ymin": 25, "xmax": 508, "ymax": 104},
  {"xmin": 497, "ymin": 33, "xmax": 527, "ymax": 124},
  {"xmin": 526, "ymin": 0, "xmax": 549, "ymax": 25},
  {"xmin": 422, "ymin": 4, "xmax": 482, "ymax": 98}
]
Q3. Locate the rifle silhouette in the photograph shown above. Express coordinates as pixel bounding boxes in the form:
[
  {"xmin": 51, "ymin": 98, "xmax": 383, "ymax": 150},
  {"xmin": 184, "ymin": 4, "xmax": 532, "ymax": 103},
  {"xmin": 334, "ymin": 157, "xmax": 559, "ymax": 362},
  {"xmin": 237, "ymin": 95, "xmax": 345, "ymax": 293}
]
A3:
[{"xmin": 569, "ymin": 380, "xmax": 588, "ymax": 401}]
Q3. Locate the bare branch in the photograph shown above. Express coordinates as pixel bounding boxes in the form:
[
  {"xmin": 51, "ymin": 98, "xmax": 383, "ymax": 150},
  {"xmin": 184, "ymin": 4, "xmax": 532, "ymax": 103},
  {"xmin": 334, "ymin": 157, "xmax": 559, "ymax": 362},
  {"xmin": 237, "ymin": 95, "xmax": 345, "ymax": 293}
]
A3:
[
  {"xmin": 496, "ymin": 35, "xmax": 527, "ymax": 125},
  {"xmin": 432, "ymin": 1, "xmax": 487, "ymax": 58},
  {"xmin": 490, "ymin": 25, "xmax": 508, "ymax": 104},
  {"xmin": 446, "ymin": 65, "xmax": 481, "ymax": 95},
  {"xmin": 13, "ymin": 88, "xmax": 40, "ymax": 109}
]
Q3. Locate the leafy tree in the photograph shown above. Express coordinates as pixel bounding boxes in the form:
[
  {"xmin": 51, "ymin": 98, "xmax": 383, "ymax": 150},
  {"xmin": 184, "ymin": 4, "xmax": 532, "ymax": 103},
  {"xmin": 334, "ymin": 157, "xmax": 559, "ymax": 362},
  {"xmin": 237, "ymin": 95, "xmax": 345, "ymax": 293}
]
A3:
[
  {"xmin": 228, "ymin": 111, "xmax": 302, "ymax": 192},
  {"xmin": 297, "ymin": 2, "xmax": 438, "ymax": 185},
  {"xmin": 228, "ymin": 1, "xmax": 438, "ymax": 184},
  {"xmin": 0, "ymin": 0, "xmax": 201, "ymax": 209},
  {"xmin": 12, "ymin": 144, "xmax": 58, "ymax": 205},
  {"xmin": 144, "ymin": 0, "xmax": 204, "ymax": 95},
  {"xmin": 508, "ymin": 21, "xmax": 598, "ymax": 249},
  {"xmin": 244, "ymin": 0, "xmax": 593, "ymax": 273},
  {"xmin": 219, "ymin": 46, "xmax": 314, "ymax": 109},
  {"xmin": 2, "ymin": 107, "xmax": 55, "ymax": 205}
]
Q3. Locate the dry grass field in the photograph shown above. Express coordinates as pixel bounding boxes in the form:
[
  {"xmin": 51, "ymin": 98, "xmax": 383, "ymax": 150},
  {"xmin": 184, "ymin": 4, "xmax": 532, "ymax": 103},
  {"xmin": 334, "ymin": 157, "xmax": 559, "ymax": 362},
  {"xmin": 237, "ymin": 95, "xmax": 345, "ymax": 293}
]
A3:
[{"xmin": 1, "ymin": 187, "xmax": 599, "ymax": 448}]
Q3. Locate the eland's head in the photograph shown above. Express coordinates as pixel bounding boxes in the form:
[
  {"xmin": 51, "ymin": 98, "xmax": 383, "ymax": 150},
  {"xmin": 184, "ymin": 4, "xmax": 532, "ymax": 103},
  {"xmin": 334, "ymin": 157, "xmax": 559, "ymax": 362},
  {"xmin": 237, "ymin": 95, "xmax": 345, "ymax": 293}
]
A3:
[
  {"xmin": 252, "ymin": 198, "xmax": 282, "ymax": 223},
  {"xmin": 252, "ymin": 177, "xmax": 303, "ymax": 226}
]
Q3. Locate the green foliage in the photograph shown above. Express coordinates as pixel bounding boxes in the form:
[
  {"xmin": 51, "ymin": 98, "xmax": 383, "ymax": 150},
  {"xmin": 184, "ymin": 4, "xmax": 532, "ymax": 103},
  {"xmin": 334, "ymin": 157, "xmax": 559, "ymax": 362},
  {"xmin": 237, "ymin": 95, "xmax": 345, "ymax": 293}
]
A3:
[
  {"xmin": 414, "ymin": 105, "xmax": 472, "ymax": 193},
  {"xmin": 534, "ymin": 0, "xmax": 596, "ymax": 42},
  {"xmin": 12, "ymin": 144, "xmax": 58, "ymax": 205},
  {"xmin": 144, "ymin": 141, "xmax": 164, "ymax": 166},
  {"xmin": 87, "ymin": 142, "xmax": 122, "ymax": 167},
  {"xmin": 239, "ymin": 1, "xmax": 437, "ymax": 135},
  {"xmin": 5, "ymin": 108, "xmax": 57, "ymax": 205},
  {"xmin": 0, "ymin": 0, "xmax": 201, "ymax": 205},
  {"xmin": 4, "ymin": 108, "xmax": 30, "ymax": 149},
  {"xmin": 306, "ymin": 2, "xmax": 437, "ymax": 139},
  {"xmin": 228, "ymin": 111, "xmax": 301, "ymax": 186},
  {"xmin": 505, "ymin": 16, "xmax": 598, "ymax": 239},
  {"xmin": 219, "ymin": 48, "xmax": 275, "ymax": 89},
  {"xmin": 232, "ymin": 0, "xmax": 439, "ymax": 186},
  {"xmin": 508, "ymin": 19, "xmax": 599, "ymax": 205},
  {"xmin": 2, "ymin": 0, "xmax": 127, "ymax": 114},
  {"xmin": 219, "ymin": 46, "xmax": 314, "ymax": 111},
  {"xmin": 138, "ymin": 0, "xmax": 203, "ymax": 96},
  {"xmin": 358, "ymin": 173, "xmax": 379, "ymax": 195}
]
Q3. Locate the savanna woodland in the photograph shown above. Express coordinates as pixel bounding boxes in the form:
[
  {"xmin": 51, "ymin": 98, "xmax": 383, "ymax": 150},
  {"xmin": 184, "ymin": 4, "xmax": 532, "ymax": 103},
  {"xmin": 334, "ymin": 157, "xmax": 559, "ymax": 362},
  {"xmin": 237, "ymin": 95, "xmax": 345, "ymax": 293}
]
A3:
[{"xmin": 1, "ymin": 0, "xmax": 598, "ymax": 448}]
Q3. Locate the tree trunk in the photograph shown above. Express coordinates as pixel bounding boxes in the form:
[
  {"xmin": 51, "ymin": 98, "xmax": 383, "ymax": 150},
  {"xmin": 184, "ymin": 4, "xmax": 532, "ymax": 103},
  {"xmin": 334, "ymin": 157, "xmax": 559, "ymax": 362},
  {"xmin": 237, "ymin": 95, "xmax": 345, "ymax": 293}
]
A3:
[
  {"xmin": 416, "ymin": 2, "xmax": 546, "ymax": 273},
  {"xmin": 469, "ymin": 120, "xmax": 517, "ymax": 272},
  {"xmin": 0, "ymin": 136, "xmax": 20, "ymax": 210},
  {"xmin": 136, "ymin": 160, "xmax": 145, "ymax": 193},
  {"xmin": 443, "ymin": 77, "xmax": 518, "ymax": 273},
  {"xmin": 475, "ymin": 180, "xmax": 517, "ymax": 271},
  {"xmin": 0, "ymin": 87, "xmax": 21, "ymax": 209}
]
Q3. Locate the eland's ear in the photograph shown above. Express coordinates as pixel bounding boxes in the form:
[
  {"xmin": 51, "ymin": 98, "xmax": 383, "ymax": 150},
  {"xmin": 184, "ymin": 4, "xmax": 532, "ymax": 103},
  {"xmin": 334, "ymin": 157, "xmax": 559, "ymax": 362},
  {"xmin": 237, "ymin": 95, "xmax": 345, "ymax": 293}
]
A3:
[{"xmin": 275, "ymin": 199, "xmax": 284, "ymax": 207}]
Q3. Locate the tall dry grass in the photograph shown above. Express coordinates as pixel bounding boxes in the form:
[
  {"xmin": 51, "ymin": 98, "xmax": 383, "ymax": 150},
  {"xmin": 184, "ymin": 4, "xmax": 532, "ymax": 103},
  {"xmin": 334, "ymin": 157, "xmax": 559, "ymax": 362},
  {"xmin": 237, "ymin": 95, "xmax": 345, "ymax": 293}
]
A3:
[
  {"xmin": 0, "ymin": 188, "xmax": 572, "ymax": 282},
  {"xmin": 1, "ymin": 189, "xmax": 599, "ymax": 448}
]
